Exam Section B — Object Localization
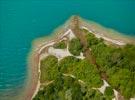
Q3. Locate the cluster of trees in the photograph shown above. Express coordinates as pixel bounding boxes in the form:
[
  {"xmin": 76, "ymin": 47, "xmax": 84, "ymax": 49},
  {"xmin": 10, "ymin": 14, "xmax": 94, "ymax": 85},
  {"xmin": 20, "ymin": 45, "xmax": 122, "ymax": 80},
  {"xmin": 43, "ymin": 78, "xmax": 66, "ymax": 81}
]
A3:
[
  {"xmin": 58, "ymin": 56, "xmax": 102, "ymax": 87},
  {"xmin": 68, "ymin": 38, "xmax": 83, "ymax": 56},
  {"xmin": 34, "ymin": 74, "xmax": 113, "ymax": 100},
  {"xmin": 85, "ymin": 29, "xmax": 135, "ymax": 99},
  {"xmin": 82, "ymin": 29, "xmax": 103, "ymax": 47},
  {"xmin": 35, "ymin": 28, "xmax": 135, "ymax": 99},
  {"xmin": 54, "ymin": 41, "xmax": 67, "ymax": 49},
  {"xmin": 40, "ymin": 55, "xmax": 59, "ymax": 83},
  {"xmin": 38, "ymin": 54, "xmax": 107, "ymax": 100},
  {"xmin": 104, "ymin": 87, "xmax": 114, "ymax": 99},
  {"xmin": 40, "ymin": 55, "xmax": 102, "ymax": 87},
  {"xmin": 34, "ymin": 75, "xmax": 83, "ymax": 100}
]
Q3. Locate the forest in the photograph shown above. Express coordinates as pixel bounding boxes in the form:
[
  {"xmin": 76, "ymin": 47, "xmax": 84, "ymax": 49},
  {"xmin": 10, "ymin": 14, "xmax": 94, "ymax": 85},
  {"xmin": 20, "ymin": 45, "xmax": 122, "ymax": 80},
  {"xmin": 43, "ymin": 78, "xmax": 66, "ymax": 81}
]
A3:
[{"xmin": 34, "ymin": 29, "xmax": 135, "ymax": 100}]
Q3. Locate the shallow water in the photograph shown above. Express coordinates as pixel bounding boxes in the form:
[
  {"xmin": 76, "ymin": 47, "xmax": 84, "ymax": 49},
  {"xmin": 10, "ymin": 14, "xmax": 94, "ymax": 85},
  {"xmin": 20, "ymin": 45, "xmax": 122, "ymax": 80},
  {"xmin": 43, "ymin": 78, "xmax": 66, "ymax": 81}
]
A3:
[{"xmin": 0, "ymin": 0, "xmax": 135, "ymax": 99}]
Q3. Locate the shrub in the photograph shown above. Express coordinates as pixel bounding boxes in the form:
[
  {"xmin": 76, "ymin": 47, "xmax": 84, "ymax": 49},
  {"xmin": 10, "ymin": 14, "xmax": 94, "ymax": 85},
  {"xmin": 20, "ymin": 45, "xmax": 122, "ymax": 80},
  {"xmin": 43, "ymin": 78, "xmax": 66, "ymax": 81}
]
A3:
[
  {"xmin": 68, "ymin": 38, "xmax": 83, "ymax": 56},
  {"xmin": 86, "ymin": 31, "xmax": 103, "ymax": 47},
  {"xmin": 54, "ymin": 41, "xmax": 66, "ymax": 49},
  {"xmin": 40, "ymin": 55, "xmax": 58, "ymax": 83},
  {"xmin": 104, "ymin": 87, "xmax": 114, "ymax": 99}
]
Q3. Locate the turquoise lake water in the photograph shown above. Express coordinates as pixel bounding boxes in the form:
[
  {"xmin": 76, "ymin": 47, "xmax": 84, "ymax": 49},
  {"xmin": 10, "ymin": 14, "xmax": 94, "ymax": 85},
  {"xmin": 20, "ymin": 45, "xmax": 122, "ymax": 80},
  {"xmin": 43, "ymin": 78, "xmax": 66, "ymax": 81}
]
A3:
[{"xmin": 0, "ymin": 0, "xmax": 135, "ymax": 99}]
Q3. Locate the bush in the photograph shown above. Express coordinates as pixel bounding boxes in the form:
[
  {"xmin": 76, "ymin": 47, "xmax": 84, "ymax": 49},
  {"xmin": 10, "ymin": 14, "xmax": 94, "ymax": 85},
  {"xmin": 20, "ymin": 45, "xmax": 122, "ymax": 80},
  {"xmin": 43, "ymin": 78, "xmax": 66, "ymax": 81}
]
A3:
[
  {"xmin": 84, "ymin": 89, "xmax": 105, "ymax": 100},
  {"xmin": 85, "ymin": 31, "xmax": 103, "ymax": 47},
  {"xmin": 54, "ymin": 41, "xmax": 66, "ymax": 49},
  {"xmin": 58, "ymin": 56, "xmax": 80, "ymax": 72},
  {"xmin": 108, "ymin": 68, "xmax": 135, "ymax": 99},
  {"xmin": 34, "ymin": 75, "xmax": 84, "ymax": 100},
  {"xmin": 104, "ymin": 87, "xmax": 114, "ymax": 99},
  {"xmin": 68, "ymin": 38, "xmax": 83, "ymax": 56},
  {"xmin": 33, "ymin": 90, "xmax": 45, "ymax": 100},
  {"xmin": 40, "ymin": 55, "xmax": 58, "ymax": 83},
  {"xmin": 72, "ymin": 59, "xmax": 102, "ymax": 87},
  {"xmin": 59, "ymin": 56, "xmax": 102, "ymax": 87}
]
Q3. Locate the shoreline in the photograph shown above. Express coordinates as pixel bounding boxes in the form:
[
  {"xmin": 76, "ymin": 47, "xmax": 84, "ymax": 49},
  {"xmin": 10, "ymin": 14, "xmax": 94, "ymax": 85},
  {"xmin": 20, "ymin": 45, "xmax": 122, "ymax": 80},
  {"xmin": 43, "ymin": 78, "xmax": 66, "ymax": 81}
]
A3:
[
  {"xmin": 22, "ymin": 18, "xmax": 71, "ymax": 100},
  {"xmin": 25, "ymin": 16, "xmax": 135, "ymax": 100},
  {"xmin": 80, "ymin": 17, "xmax": 135, "ymax": 45}
]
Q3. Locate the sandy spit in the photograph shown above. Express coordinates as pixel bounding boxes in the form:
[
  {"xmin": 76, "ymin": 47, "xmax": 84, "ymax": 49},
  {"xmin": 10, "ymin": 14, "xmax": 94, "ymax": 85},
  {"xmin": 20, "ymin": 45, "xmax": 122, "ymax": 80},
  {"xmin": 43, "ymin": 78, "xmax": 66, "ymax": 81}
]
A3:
[{"xmin": 24, "ymin": 16, "xmax": 135, "ymax": 100}]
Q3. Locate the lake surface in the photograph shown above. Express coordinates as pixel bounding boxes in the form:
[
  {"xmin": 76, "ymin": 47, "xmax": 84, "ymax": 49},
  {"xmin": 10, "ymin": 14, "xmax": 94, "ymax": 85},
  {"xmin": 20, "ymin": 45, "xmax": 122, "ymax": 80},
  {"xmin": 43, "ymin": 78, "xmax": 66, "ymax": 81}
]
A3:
[{"xmin": 0, "ymin": 0, "xmax": 135, "ymax": 99}]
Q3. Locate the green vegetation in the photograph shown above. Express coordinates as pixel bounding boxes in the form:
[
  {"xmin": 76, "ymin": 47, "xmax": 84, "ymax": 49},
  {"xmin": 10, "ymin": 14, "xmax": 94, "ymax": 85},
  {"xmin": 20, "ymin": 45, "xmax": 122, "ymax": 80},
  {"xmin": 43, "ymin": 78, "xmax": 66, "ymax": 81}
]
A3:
[
  {"xmin": 85, "ymin": 29, "xmax": 135, "ymax": 99},
  {"xmin": 40, "ymin": 55, "xmax": 59, "ymax": 83},
  {"xmin": 40, "ymin": 55, "xmax": 102, "ymax": 87},
  {"xmin": 59, "ymin": 56, "xmax": 102, "ymax": 87},
  {"xmin": 36, "ymin": 54, "xmax": 104, "ymax": 100},
  {"xmin": 104, "ymin": 87, "xmax": 114, "ymax": 99},
  {"xmin": 68, "ymin": 38, "xmax": 83, "ymax": 56},
  {"xmin": 34, "ymin": 27, "xmax": 135, "ymax": 100},
  {"xmin": 86, "ymin": 32, "xmax": 103, "ymax": 47},
  {"xmin": 54, "ymin": 41, "xmax": 67, "ymax": 49},
  {"xmin": 34, "ymin": 74, "xmax": 111, "ymax": 100},
  {"xmin": 82, "ymin": 29, "xmax": 103, "ymax": 47},
  {"xmin": 84, "ymin": 89, "xmax": 113, "ymax": 100}
]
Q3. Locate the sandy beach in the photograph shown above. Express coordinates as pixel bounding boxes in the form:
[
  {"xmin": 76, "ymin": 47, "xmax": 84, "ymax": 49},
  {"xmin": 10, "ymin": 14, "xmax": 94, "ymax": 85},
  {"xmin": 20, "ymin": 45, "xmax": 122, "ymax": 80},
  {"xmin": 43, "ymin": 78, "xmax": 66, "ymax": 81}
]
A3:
[{"xmin": 24, "ymin": 16, "xmax": 135, "ymax": 100}]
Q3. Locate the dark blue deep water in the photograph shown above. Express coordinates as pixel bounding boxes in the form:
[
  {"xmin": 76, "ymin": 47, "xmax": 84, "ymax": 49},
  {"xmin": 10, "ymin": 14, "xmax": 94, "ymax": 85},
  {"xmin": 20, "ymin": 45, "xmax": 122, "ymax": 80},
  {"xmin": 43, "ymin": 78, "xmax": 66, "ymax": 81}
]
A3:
[{"xmin": 0, "ymin": 0, "xmax": 135, "ymax": 99}]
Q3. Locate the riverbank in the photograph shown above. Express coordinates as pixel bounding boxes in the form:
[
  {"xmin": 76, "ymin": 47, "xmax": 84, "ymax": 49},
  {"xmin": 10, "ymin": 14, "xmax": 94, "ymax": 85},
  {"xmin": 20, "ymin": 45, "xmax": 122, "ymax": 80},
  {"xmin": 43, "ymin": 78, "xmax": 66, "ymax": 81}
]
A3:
[{"xmin": 26, "ymin": 16, "xmax": 135, "ymax": 100}]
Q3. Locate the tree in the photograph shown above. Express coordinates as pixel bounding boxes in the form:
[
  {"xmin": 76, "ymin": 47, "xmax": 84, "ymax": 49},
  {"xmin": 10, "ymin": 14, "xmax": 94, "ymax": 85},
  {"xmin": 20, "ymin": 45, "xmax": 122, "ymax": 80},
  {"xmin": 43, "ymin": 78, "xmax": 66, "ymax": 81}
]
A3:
[
  {"xmin": 104, "ymin": 87, "xmax": 114, "ymax": 99},
  {"xmin": 40, "ymin": 55, "xmax": 58, "ymax": 82},
  {"xmin": 54, "ymin": 41, "xmax": 67, "ymax": 49},
  {"xmin": 68, "ymin": 38, "xmax": 83, "ymax": 56}
]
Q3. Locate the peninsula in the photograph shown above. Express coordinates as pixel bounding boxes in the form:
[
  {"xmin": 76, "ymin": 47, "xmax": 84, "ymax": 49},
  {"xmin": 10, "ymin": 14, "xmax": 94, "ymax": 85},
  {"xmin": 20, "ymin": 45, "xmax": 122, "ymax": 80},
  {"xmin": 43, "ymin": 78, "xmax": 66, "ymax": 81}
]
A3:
[{"xmin": 26, "ymin": 16, "xmax": 135, "ymax": 100}]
